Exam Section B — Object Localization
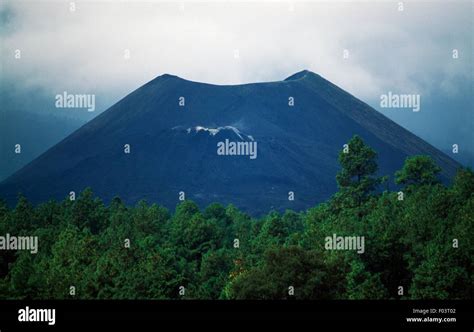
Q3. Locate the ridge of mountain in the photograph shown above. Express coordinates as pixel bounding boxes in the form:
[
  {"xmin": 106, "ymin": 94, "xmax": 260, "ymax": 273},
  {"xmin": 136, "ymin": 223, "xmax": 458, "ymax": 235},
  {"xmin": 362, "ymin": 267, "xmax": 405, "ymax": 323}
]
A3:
[{"xmin": 0, "ymin": 70, "xmax": 460, "ymax": 215}]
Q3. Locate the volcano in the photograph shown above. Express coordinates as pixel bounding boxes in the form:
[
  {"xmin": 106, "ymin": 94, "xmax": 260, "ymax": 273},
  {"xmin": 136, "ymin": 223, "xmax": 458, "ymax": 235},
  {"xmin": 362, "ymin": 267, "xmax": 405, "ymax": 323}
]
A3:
[{"xmin": 0, "ymin": 70, "xmax": 460, "ymax": 215}]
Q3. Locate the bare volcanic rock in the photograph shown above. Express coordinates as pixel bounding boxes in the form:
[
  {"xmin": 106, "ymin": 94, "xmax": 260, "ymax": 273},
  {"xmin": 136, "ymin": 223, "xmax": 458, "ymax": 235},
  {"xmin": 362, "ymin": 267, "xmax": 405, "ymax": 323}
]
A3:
[{"xmin": 0, "ymin": 70, "xmax": 460, "ymax": 215}]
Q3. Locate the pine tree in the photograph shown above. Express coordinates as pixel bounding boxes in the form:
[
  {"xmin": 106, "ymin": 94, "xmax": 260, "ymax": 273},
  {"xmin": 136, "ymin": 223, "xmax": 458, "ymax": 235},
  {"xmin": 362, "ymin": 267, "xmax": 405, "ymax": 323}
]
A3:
[
  {"xmin": 395, "ymin": 155, "xmax": 441, "ymax": 188},
  {"xmin": 335, "ymin": 135, "xmax": 382, "ymax": 213}
]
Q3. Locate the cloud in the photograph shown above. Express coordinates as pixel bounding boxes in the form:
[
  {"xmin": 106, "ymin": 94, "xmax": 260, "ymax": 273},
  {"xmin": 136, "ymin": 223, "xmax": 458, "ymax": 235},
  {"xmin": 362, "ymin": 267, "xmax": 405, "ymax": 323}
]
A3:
[
  {"xmin": 0, "ymin": 0, "xmax": 471, "ymax": 102},
  {"xmin": 0, "ymin": 0, "xmax": 472, "ymax": 166}
]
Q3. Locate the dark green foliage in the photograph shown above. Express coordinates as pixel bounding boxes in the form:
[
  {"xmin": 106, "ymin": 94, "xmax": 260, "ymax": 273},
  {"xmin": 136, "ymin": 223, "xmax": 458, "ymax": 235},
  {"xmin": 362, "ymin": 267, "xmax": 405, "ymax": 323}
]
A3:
[
  {"xmin": 227, "ymin": 246, "xmax": 331, "ymax": 299},
  {"xmin": 395, "ymin": 155, "xmax": 441, "ymax": 188},
  {"xmin": 0, "ymin": 136, "xmax": 472, "ymax": 300},
  {"xmin": 336, "ymin": 135, "xmax": 382, "ymax": 209}
]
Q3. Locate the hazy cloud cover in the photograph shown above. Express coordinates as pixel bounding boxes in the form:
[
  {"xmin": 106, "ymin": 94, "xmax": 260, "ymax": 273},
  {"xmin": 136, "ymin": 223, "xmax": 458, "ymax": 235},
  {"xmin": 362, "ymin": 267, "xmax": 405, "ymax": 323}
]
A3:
[{"xmin": 1, "ymin": 0, "xmax": 472, "ymax": 164}]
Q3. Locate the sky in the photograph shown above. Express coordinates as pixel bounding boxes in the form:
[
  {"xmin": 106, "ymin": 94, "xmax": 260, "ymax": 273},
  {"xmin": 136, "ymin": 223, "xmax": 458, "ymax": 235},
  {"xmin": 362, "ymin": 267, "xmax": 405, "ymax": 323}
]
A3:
[{"xmin": 1, "ymin": 0, "xmax": 473, "ymax": 165}]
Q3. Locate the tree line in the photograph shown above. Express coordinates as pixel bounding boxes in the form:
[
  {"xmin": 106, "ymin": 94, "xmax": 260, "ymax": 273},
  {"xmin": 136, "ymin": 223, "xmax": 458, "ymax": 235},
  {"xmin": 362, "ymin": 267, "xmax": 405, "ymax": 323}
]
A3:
[{"xmin": 0, "ymin": 136, "xmax": 472, "ymax": 299}]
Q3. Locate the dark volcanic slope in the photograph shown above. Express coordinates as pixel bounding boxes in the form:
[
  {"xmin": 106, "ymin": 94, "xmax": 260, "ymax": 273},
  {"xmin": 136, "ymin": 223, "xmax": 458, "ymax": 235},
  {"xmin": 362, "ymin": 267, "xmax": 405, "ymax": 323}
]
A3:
[{"xmin": 0, "ymin": 70, "xmax": 460, "ymax": 215}]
